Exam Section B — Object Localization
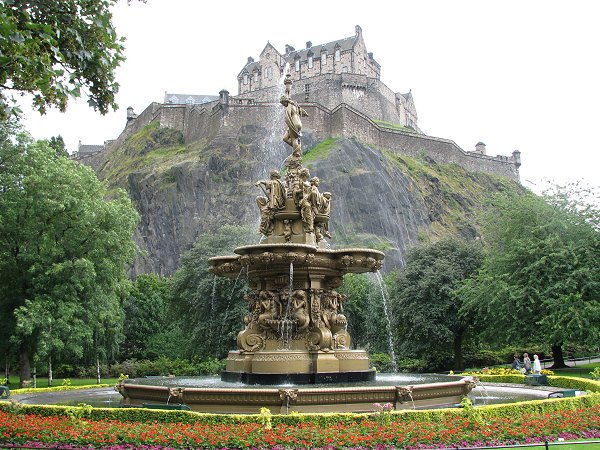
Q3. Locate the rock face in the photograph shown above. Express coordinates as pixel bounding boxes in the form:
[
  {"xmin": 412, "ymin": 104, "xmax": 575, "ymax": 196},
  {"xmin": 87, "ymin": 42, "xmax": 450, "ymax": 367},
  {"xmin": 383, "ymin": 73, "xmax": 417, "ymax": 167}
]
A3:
[{"xmin": 94, "ymin": 121, "xmax": 518, "ymax": 276}]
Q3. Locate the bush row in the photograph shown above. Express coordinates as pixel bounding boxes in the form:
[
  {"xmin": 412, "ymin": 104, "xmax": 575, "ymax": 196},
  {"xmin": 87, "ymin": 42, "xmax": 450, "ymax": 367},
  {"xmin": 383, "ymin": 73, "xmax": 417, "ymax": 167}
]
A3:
[{"xmin": 28, "ymin": 357, "xmax": 226, "ymax": 379}]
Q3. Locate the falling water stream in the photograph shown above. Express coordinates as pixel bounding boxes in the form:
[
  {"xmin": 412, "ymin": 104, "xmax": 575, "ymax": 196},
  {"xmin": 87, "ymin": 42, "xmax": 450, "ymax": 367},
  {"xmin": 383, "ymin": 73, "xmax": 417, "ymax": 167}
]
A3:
[
  {"xmin": 374, "ymin": 270, "xmax": 398, "ymax": 372},
  {"xmin": 208, "ymin": 275, "xmax": 217, "ymax": 350},
  {"xmin": 279, "ymin": 262, "xmax": 294, "ymax": 348},
  {"xmin": 222, "ymin": 267, "xmax": 245, "ymax": 334}
]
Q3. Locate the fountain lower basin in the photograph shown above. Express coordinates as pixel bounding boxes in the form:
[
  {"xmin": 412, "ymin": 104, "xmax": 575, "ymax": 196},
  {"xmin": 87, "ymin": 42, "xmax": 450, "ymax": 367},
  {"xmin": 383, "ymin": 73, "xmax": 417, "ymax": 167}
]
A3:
[{"xmin": 117, "ymin": 374, "xmax": 477, "ymax": 414}]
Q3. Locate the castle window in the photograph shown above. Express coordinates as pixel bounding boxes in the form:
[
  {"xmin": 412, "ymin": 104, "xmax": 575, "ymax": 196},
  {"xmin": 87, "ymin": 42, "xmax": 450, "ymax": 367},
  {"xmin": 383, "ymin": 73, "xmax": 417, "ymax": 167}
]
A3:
[
  {"xmin": 321, "ymin": 52, "xmax": 327, "ymax": 65},
  {"xmin": 295, "ymin": 59, "xmax": 300, "ymax": 71},
  {"xmin": 335, "ymin": 49, "xmax": 341, "ymax": 62},
  {"xmin": 308, "ymin": 56, "xmax": 313, "ymax": 69},
  {"xmin": 267, "ymin": 67, "xmax": 273, "ymax": 80},
  {"xmin": 304, "ymin": 84, "xmax": 310, "ymax": 101},
  {"xmin": 185, "ymin": 96, "xmax": 194, "ymax": 104},
  {"xmin": 243, "ymin": 74, "xmax": 248, "ymax": 85},
  {"xmin": 254, "ymin": 72, "xmax": 258, "ymax": 82}
]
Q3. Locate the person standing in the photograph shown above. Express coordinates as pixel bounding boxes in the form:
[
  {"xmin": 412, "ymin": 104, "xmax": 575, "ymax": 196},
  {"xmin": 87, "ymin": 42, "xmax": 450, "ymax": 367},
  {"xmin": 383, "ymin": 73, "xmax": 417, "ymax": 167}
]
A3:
[
  {"xmin": 533, "ymin": 354, "xmax": 542, "ymax": 374},
  {"xmin": 523, "ymin": 353, "xmax": 532, "ymax": 375},
  {"xmin": 511, "ymin": 354, "xmax": 521, "ymax": 371}
]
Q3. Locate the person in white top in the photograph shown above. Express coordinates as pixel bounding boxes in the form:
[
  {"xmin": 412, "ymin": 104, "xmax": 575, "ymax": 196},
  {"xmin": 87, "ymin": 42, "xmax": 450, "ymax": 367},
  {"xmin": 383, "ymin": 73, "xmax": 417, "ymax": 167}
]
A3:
[{"xmin": 533, "ymin": 354, "xmax": 542, "ymax": 374}]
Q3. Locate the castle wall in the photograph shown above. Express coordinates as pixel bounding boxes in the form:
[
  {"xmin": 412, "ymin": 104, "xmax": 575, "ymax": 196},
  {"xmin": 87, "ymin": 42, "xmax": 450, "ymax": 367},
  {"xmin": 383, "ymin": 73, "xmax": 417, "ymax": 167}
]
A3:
[
  {"xmin": 299, "ymin": 103, "xmax": 519, "ymax": 181},
  {"xmin": 106, "ymin": 102, "xmax": 162, "ymax": 152},
  {"xmin": 112, "ymin": 98, "xmax": 519, "ymax": 182},
  {"xmin": 235, "ymin": 73, "xmax": 414, "ymax": 128},
  {"xmin": 182, "ymin": 102, "xmax": 223, "ymax": 143}
]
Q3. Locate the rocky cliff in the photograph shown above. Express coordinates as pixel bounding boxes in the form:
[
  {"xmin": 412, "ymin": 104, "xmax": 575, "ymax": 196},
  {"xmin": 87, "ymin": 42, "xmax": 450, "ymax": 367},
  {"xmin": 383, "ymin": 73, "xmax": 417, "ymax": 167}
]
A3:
[{"xmin": 94, "ymin": 120, "xmax": 519, "ymax": 276}]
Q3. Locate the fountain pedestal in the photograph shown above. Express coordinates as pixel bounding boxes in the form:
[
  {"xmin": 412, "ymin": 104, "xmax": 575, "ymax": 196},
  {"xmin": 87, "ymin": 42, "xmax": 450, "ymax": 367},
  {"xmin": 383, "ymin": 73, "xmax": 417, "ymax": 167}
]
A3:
[{"xmin": 211, "ymin": 242, "xmax": 384, "ymax": 384}]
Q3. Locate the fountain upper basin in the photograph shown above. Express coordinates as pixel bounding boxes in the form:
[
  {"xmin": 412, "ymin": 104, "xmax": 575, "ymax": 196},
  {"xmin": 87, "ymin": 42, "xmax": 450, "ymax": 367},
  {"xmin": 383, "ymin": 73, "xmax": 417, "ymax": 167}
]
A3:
[{"xmin": 209, "ymin": 244, "xmax": 385, "ymax": 279}]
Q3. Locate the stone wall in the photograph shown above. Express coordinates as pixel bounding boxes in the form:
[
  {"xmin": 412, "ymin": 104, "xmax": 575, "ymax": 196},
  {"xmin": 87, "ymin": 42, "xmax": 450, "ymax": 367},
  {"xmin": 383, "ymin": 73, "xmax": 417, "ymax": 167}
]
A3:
[
  {"xmin": 110, "ymin": 97, "xmax": 519, "ymax": 182},
  {"xmin": 234, "ymin": 73, "xmax": 418, "ymax": 130},
  {"xmin": 105, "ymin": 102, "xmax": 162, "ymax": 152}
]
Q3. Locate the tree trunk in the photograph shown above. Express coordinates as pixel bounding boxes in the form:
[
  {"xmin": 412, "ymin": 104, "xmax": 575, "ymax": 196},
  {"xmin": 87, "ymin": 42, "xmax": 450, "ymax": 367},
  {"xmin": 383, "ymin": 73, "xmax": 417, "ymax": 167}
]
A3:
[
  {"xmin": 453, "ymin": 332, "xmax": 464, "ymax": 371},
  {"xmin": 47, "ymin": 356, "xmax": 53, "ymax": 387},
  {"xmin": 550, "ymin": 344, "xmax": 569, "ymax": 369},
  {"xmin": 96, "ymin": 355, "xmax": 101, "ymax": 384},
  {"xmin": 18, "ymin": 347, "xmax": 30, "ymax": 388}
]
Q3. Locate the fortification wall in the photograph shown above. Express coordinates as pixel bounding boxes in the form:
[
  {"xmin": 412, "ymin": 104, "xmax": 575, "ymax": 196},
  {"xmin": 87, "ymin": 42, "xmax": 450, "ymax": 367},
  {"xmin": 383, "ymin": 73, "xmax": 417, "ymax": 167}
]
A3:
[
  {"xmin": 182, "ymin": 102, "xmax": 223, "ymax": 143},
  {"xmin": 106, "ymin": 96, "xmax": 519, "ymax": 182},
  {"xmin": 106, "ymin": 102, "xmax": 162, "ymax": 152},
  {"xmin": 301, "ymin": 103, "xmax": 520, "ymax": 181}
]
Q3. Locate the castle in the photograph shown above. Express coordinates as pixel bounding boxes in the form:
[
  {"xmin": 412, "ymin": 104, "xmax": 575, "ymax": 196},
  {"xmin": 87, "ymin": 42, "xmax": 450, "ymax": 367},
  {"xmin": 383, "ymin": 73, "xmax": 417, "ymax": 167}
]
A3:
[
  {"xmin": 236, "ymin": 25, "xmax": 420, "ymax": 133},
  {"xmin": 74, "ymin": 26, "xmax": 521, "ymax": 182}
]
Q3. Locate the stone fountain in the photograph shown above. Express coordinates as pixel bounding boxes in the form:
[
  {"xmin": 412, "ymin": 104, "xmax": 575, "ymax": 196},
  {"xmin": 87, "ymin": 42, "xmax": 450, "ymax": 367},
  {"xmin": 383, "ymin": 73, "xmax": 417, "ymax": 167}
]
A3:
[
  {"xmin": 117, "ymin": 74, "xmax": 476, "ymax": 413},
  {"xmin": 211, "ymin": 74, "xmax": 384, "ymax": 384}
]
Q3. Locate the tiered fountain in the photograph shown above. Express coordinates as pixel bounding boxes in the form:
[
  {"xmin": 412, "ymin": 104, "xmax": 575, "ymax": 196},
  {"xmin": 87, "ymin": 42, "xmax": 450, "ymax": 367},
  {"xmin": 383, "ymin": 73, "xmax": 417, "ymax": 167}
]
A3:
[
  {"xmin": 213, "ymin": 74, "xmax": 383, "ymax": 384},
  {"xmin": 117, "ymin": 74, "xmax": 476, "ymax": 413}
]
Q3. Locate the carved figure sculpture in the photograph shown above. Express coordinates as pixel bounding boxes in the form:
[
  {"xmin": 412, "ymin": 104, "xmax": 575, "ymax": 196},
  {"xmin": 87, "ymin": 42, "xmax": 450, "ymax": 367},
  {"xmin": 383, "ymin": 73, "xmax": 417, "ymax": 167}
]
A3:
[
  {"xmin": 256, "ymin": 196, "xmax": 273, "ymax": 236},
  {"xmin": 283, "ymin": 219, "xmax": 292, "ymax": 241},
  {"xmin": 256, "ymin": 169, "xmax": 286, "ymax": 210},
  {"xmin": 291, "ymin": 290, "xmax": 310, "ymax": 332},
  {"xmin": 308, "ymin": 177, "xmax": 323, "ymax": 212},
  {"xmin": 321, "ymin": 290, "xmax": 347, "ymax": 334},
  {"xmin": 280, "ymin": 95, "xmax": 308, "ymax": 157},
  {"xmin": 258, "ymin": 290, "xmax": 279, "ymax": 331}
]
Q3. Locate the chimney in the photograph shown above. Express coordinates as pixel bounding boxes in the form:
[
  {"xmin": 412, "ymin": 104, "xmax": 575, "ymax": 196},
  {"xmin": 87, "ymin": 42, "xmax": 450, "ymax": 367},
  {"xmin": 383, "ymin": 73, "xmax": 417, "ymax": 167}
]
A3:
[
  {"xmin": 475, "ymin": 141, "xmax": 486, "ymax": 155},
  {"xmin": 368, "ymin": 52, "xmax": 373, "ymax": 59},
  {"xmin": 247, "ymin": 56, "xmax": 254, "ymax": 64},
  {"xmin": 306, "ymin": 41, "xmax": 312, "ymax": 48},
  {"xmin": 285, "ymin": 44, "xmax": 295, "ymax": 54}
]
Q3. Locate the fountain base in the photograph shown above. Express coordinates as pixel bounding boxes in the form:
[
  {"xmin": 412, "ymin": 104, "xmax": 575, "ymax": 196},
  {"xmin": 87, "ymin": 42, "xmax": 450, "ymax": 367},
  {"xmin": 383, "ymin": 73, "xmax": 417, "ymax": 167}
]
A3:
[{"xmin": 222, "ymin": 349, "xmax": 375, "ymax": 384}]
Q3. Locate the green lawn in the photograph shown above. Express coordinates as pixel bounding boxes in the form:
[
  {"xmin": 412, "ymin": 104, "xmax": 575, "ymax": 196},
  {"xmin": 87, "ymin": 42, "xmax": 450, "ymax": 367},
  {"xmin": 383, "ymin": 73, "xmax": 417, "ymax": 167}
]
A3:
[
  {"xmin": 3, "ymin": 377, "xmax": 118, "ymax": 389},
  {"xmin": 530, "ymin": 443, "xmax": 600, "ymax": 450},
  {"xmin": 550, "ymin": 362, "xmax": 600, "ymax": 379}
]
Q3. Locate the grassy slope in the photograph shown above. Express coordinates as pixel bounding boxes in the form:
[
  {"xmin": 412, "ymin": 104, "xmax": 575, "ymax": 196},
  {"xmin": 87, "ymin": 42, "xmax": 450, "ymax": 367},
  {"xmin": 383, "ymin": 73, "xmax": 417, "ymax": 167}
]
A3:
[{"xmin": 99, "ymin": 121, "xmax": 208, "ymax": 189}]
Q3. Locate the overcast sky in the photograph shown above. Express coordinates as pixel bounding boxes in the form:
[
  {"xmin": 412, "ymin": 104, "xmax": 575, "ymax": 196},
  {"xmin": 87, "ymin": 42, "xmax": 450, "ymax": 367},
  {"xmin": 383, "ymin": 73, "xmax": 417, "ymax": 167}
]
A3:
[{"xmin": 22, "ymin": 0, "xmax": 599, "ymax": 192}]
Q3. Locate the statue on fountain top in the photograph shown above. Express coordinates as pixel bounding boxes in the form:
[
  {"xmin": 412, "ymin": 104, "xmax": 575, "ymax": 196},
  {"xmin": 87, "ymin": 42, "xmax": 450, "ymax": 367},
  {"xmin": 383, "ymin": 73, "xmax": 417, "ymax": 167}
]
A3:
[
  {"xmin": 254, "ymin": 72, "xmax": 333, "ymax": 243},
  {"xmin": 281, "ymin": 73, "xmax": 308, "ymax": 158}
]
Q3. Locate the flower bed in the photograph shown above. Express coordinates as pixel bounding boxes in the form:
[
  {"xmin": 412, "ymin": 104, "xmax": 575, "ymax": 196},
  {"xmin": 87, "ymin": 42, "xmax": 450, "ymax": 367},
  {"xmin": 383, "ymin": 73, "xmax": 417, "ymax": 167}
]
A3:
[
  {"xmin": 1, "ymin": 402, "xmax": 599, "ymax": 448},
  {"xmin": 0, "ymin": 376, "xmax": 599, "ymax": 448}
]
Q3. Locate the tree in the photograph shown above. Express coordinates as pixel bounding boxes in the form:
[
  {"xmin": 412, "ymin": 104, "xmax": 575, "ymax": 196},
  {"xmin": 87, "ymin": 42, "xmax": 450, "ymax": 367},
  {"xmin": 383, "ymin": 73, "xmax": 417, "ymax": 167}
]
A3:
[
  {"xmin": 338, "ymin": 273, "xmax": 392, "ymax": 354},
  {"xmin": 169, "ymin": 225, "xmax": 255, "ymax": 359},
  {"xmin": 48, "ymin": 136, "xmax": 68, "ymax": 158},
  {"xmin": 459, "ymin": 187, "xmax": 600, "ymax": 368},
  {"xmin": 0, "ymin": 0, "xmax": 126, "ymax": 119},
  {"xmin": 121, "ymin": 274, "xmax": 175, "ymax": 360},
  {"xmin": 391, "ymin": 238, "xmax": 484, "ymax": 371},
  {"xmin": 0, "ymin": 121, "xmax": 139, "ymax": 385}
]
